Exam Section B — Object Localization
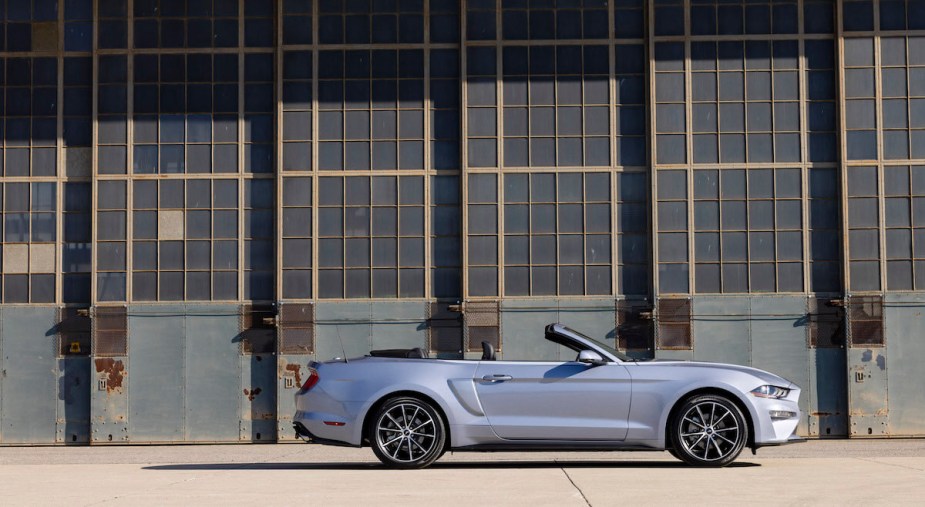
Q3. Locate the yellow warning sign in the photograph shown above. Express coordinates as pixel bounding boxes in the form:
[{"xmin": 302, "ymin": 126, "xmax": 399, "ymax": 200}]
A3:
[{"xmin": 69, "ymin": 341, "xmax": 81, "ymax": 354}]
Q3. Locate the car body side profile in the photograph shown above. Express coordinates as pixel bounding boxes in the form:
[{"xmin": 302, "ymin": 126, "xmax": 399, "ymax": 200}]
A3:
[{"xmin": 293, "ymin": 323, "xmax": 803, "ymax": 468}]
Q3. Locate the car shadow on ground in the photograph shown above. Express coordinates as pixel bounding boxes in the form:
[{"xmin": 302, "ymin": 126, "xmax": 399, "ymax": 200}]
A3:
[{"xmin": 144, "ymin": 460, "xmax": 760, "ymax": 471}]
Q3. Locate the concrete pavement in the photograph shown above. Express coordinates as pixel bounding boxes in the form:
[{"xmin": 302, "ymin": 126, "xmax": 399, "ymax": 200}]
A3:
[{"xmin": 1, "ymin": 440, "xmax": 924, "ymax": 506}]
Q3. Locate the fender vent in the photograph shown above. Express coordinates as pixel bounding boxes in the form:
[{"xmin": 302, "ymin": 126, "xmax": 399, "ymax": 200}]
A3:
[{"xmin": 656, "ymin": 298, "xmax": 692, "ymax": 350}]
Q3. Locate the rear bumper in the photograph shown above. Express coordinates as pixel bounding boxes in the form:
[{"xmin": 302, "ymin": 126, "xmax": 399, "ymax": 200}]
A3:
[{"xmin": 293, "ymin": 421, "xmax": 359, "ymax": 448}]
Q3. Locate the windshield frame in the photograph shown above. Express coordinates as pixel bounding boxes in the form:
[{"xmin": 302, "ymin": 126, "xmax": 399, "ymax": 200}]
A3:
[{"xmin": 550, "ymin": 324, "xmax": 633, "ymax": 362}]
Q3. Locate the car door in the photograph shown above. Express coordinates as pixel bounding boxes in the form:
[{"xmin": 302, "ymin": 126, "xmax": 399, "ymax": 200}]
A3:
[{"xmin": 473, "ymin": 360, "xmax": 632, "ymax": 441}]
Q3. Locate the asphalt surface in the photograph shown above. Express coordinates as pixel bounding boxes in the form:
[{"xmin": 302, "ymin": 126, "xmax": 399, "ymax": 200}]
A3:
[{"xmin": 2, "ymin": 440, "xmax": 924, "ymax": 505}]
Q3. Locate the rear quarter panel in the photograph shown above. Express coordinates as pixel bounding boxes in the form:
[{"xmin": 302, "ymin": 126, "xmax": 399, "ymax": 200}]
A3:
[{"xmin": 299, "ymin": 358, "xmax": 483, "ymax": 446}]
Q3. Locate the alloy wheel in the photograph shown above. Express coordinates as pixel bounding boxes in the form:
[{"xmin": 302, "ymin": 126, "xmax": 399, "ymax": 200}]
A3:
[
  {"xmin": 375, "ymin": 402, "xmax": 439, "ymax": 463},
  {"xmin": 678, "ymin": 401, "xmax": 741, "ymax": 462}
]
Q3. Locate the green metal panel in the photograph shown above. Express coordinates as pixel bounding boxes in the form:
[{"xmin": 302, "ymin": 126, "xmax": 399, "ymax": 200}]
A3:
[
  {"xmin": 692, "ymin": 297, "xmax": 751, "ymax": 366},
  {"xmin": 884, "ymin": 293, "xmax": 925, "ymax": 436},
  {"xmin": 749, "ymin": 296, "xmax": 812, "ymax": 435},
  {"xmin": 371, "ymin": 302, "xmax": 427, "ymax": 350},
  {"xmin": 240, "ymin": 353, "xmax": 277, "ymax": 442},
  {"xmin": 56, "ymin": 357, "xmax": 91, "ymax": 444},
  {"xmin": 128, "ymin": 305, "xmax": 186, "ymax": 442},
  {"xmin": 557, "ymin": 299, "xmax": 618, "ymax": 348},
  {"xmin": 185, "ymin": 305, "xmax": 241, "ymax": 442},
  {"xmin": 847, "ymin": 346, "xmax": 889, "ymax": 437},
  {"xmin": 0, "ymin": 307, "xmax": 58, "ymax": 443},
  {"xmin": 808, "ymin": 348, "xmax": 848, "ymax": 437},
  {"xmin": 501, "ymin": 299, "xmax": 559, "ymax": 360},
  {"xmin": 315, "ymin": 302, "xmax": 372, "ymax": 361}
]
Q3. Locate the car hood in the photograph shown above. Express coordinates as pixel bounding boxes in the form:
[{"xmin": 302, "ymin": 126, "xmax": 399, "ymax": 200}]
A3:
[{"xmin": 634, "ymin": 360, "xmax": 795, "ymax": 388}]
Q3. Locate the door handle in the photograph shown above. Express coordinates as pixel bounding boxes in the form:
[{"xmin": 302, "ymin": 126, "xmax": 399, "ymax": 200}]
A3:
[{"xmin": 481, "ymin": 374, "xmax": 513, "ymax": 382}]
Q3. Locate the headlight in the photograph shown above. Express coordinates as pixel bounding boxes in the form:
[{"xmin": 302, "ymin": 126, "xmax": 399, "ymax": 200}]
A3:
[{"xmin": 751, "ymin": 385, "xmax": 790, "ymax": 399}]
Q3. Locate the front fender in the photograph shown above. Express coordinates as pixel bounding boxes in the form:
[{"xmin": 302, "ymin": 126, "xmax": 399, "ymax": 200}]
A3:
[{"xmin": 628, "ymin": 380, "xmax": 762, "ymax": 449}]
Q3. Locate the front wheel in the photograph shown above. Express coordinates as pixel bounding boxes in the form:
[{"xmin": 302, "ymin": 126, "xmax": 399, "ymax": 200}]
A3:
[
  {"xmin": 670, "ymin": 394, "xmax": 748, "ymax": 467},
  {"xmin": 370, "ymin": 397, "xmax": 446, "ymax": 469}
]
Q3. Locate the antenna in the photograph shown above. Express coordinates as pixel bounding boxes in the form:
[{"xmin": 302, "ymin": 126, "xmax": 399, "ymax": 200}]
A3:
[{"xmin": 335, "ymin": 324, "xmax": 348, "ymax": 363}]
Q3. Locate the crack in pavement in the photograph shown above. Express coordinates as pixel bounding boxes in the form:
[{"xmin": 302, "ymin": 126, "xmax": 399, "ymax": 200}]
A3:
[
  {"xmin": 557, "ymin": 460, "xmax": 591, "ymax": 506},
  {"xmin": 855, "ymin": 457, "xmax": 925, "ymax": 473}
]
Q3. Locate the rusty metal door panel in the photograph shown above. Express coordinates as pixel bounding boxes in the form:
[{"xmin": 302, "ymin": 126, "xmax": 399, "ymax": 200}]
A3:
[
  {"xmin": 884, "ymin": 293, "xmax": 925, "ymax": 436},
  {"xmin": 314, "ymin": 302, "xmax": 372, "ymax": 361},
  {"xmin": 809, "ymin": 348, "xmax": 848, "ymax": 437},
  {"xmin": 847, "ymin": 347, "xmax": 889, "ymax": 437},
  {"xmin": 277, "ymin": 354, "xmax": 307, "ymax": 441},
  {"xmin": 0, "ymin": 307, "xmax": 58, "ymax": 444},
  {"xmin": 128, "ymin": 305, "xmax": 185, "ymax": 442},
  {"xmin": 56, "ymin": 357, "xmax": 90, "ymax": 444},
  {"xmin": 91, "ymin": 355, "xmax": 128, "ymax": 443},
  {"xmin": 185, "ymin": 305, "xmax": 241, "ymax": 442},
  {"xmin": 749, "ymin": 296, "xmax": 812, "ymax": 435},
  {"xmin": 692, "ymin": 297, "xmax": 751, "ymax": 366},
  {"xmin": 370, "ymin": 302, "xmax": 427, "ymax": 351},
  {"xmin": 501, "ymin": 299, "xmax": 558, "ymax": 360},
  {"xmin": 240, "ymin": 353, "xmax": 277, "ymax": 442}
]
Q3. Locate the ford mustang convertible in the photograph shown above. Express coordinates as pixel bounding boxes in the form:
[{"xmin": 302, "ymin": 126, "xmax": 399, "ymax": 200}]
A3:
[{"xmin": 293, "ymin": 323, "xmax": 803, "ymax": 468}]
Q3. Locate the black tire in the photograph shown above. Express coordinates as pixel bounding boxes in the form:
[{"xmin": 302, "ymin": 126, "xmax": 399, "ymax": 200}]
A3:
[
  {"xmin": 670, "ymin": 394, "xmax": 748, "ymax": 467},
  {"xmin": 666, "ymin": 447, "xmax": 684, "ymax": 461},
  {"xmin": 369, "ymin": 396, "xmax": 446, "ymax": 469}
]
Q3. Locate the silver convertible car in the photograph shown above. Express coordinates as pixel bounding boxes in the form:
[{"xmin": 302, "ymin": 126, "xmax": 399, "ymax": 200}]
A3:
[{"xmin": 293, "ymin": 323, "xmax": 803, "ymax": 468}]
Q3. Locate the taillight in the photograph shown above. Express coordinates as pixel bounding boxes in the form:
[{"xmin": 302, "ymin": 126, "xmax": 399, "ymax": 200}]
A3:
[{"xmin": 298, "ymin": 368, "xmax": 319, "ymax": 394}]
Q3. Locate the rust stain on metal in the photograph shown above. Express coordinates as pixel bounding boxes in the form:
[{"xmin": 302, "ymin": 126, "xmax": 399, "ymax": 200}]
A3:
[
  {"xmin": 244, "ymin": 387, "xmax": 263, "ymax": 401},
  {"xmin": 285, "ymin": 363, "xmax": 303, "ymax": 386},
  {"xmin": 94, "ymin": 358, "xmax": 125, "ymax": 393}
]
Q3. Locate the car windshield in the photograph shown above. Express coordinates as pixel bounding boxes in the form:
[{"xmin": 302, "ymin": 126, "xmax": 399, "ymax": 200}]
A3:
[{"xmin": 559, "ymin": 325, "xmax": 633, "ymax": 362}]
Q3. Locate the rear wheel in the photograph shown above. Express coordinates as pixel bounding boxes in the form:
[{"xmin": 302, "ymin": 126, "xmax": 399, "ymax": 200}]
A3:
[
  {"xmin": 370, "ymin": 397, "xmax": 446, "ymax": 469},
  {"xmin": 670, "ymin": 394, "xmax": 748, "ymax": 467}
]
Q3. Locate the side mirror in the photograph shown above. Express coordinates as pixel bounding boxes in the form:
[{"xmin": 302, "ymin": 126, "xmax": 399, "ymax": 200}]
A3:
[{"xmin": 578, "ymin": 350, "xmax": 606, "ymax": 366}]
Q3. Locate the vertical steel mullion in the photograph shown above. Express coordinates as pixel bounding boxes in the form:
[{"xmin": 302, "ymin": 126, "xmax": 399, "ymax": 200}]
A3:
[
  {"xmin": 311, "ymin": 0, "xmax": 319, "ymax": 302},
  {"xmin": 683, "ymin": 0, "xmax": 695, "ymax": 295},
  {"xmin": 90, "ymin": 0, "xmax": 100, "ymax": 306},
  {"xmin": 237, "ymin": 0, "xmax": 246, "ymax": 303},
  {"xmin": 495, "ymin": 0, "xmax": 504, "ymax": 299},
  {"xmin": 275, "ymin": 1, "xmax": 284, "ymax": 304},
  {"xmin": 608, "ymin": 1, "xmax": 618, "ymax": 297},
  {"xmin": 798, "ymin": 0, "xmax": 811, "ymax": 295},
  {"xmin": 648, "ymin": 0, "xmax": 660, "ymax": 299},
  {"xmin": 874, "ymin": 17, "xmax": 887, "ymax": 293},
  {"xmin": 125, "ymin": 2, "xmax": 134, "ymax": 302},
  {"xmin": 423, "ymin": 0, "xmax": 432, "ymax": 300},
  {"xmin": 460, "ymin": 1, "xmax": 469, "ymax": 301},
  {"xmin": 836, "ymin": 0, "xmax": 851, "ymax": 295},
  {"xmin": 56, "ymin": 4, "xmax": 65, "ymax": 305}
]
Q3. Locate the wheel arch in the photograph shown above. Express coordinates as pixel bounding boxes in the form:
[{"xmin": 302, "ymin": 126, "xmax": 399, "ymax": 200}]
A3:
[
  {"xmin": 361, "ymin": 390, "xmax": 452, "ymax": 450},
  {"xmin": 664, "ymin": 387, "xmax": 756, "ymax": 450}
]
